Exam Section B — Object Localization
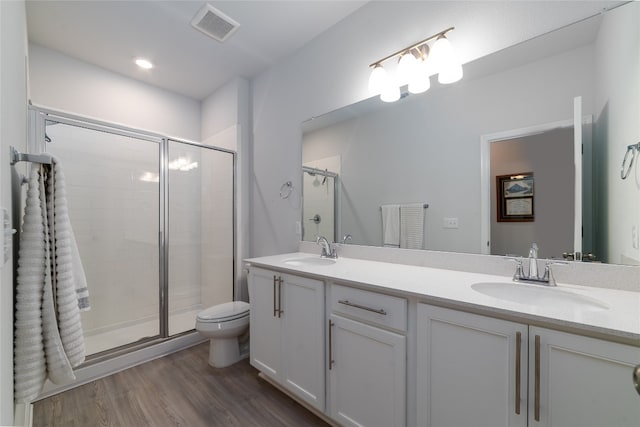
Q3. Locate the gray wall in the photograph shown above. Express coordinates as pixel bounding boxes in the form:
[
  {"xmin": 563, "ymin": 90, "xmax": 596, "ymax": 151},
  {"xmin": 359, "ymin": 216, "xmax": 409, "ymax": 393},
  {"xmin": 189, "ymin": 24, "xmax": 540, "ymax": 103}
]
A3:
[{"xmin": 490, "ymin": 128, "xmax": 574, "ymax": 259}]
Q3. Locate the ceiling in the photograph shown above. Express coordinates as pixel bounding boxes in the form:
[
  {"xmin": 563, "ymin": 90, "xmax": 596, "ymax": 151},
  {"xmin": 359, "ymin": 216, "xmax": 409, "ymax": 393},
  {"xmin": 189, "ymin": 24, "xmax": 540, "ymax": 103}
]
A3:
[{"xmin": 26, "ymin": 1, "xmax": 367, "ymax": 100}]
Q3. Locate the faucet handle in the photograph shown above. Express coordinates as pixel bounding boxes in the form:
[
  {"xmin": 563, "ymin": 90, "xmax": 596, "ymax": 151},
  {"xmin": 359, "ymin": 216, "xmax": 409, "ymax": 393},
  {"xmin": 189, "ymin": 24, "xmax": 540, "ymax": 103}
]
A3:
[
  {"xmin": 505, "ymin": 256, "xmax": 524, "ymax": 280},
  {"xmin": 541, "ymin": 259, "xmax": 568, "ymax": 286},
  {"xmin": 505, "ymin": 255, "xmax": 523, "ymax": 264},
  {"xmin": 342, "ymin": 234, "xmax": 353, "ymax": 244}
]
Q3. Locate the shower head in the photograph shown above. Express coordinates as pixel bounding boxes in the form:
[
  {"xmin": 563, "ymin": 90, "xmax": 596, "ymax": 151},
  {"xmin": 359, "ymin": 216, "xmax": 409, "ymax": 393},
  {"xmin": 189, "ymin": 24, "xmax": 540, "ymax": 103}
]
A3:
[{"xmin": 45, "ymin": 120, "xmax": 59, "ymax": 143}]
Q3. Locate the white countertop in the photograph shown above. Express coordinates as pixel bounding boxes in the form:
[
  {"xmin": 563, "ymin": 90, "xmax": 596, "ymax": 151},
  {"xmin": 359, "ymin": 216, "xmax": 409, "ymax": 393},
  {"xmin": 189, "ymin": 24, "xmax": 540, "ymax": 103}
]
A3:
[{"xmin": 246, "ymin": 252, "xmax": 640, "ymax": 343}]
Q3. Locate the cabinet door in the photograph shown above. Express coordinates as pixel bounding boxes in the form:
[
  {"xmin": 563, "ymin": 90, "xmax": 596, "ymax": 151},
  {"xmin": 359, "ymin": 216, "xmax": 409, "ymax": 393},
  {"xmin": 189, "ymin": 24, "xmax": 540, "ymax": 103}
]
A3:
[
  {"xmin": 281, "ymin": 273, "xmax": 325, "ymax": 410},
  {"xmin": 417, "ymin": 304, "xmax": 527, "ymax": 427},
  {"xmin": 248, "ymin": 268, "xmax": 281, "ymax": 379},
  {"xmin": 529, "ymin": 327, "xmax": 640, "ymax": 427},
  {"xmin": 329, "ymin": 314, "xmax": 406, "ymax": 427}
]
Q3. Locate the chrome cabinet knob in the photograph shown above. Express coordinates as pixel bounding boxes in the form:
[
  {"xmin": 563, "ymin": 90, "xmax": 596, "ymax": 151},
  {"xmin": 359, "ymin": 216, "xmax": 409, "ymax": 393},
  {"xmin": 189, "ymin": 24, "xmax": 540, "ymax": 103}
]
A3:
[{"xmin": 634, "ymin": 365, "xmax": 640, "ymax": 396}]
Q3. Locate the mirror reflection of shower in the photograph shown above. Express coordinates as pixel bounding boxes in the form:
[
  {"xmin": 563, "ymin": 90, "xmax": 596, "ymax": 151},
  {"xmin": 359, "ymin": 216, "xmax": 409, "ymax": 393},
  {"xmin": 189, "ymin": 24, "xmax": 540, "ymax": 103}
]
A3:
[{"xmin": 302, "ymin": 165, "xmax": 339, "ymax": 243}]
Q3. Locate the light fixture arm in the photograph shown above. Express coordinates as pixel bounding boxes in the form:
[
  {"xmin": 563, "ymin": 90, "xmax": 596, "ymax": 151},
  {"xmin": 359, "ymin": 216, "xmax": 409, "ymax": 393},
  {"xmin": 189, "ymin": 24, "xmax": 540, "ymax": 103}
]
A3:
[{"xmin": 369, "ymin": 26, "xmax": 454, "ymax": 67}]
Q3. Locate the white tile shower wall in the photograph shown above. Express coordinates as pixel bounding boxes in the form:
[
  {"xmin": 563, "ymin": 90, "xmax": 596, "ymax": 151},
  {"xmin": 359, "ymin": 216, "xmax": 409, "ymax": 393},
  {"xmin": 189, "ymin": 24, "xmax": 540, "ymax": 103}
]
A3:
[
  {"xmin": 46, "ymin": 123, "xmax": 160, "ymax": 338},
  {"xmin": 168, "ymin": 144, "xmax": 203, "ymax": 321},
  {"xmin": 42, "ymin": 124, "xmax": 236, "ymax": 341},
  {"xmin": 200, "ymin": 150, "xmax": 233, "ymax": 308}
]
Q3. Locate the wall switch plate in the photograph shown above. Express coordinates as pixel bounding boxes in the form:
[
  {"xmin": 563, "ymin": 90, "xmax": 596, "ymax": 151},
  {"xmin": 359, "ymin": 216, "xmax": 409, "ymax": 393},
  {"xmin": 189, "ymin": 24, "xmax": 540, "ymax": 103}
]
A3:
[
  {"xmin": 295, "ymin": 221, "xmax": 302, "ymax": 236},
  {"xmin": 443, "ymin": 217, "xmax": 459, "ymax": 229}
]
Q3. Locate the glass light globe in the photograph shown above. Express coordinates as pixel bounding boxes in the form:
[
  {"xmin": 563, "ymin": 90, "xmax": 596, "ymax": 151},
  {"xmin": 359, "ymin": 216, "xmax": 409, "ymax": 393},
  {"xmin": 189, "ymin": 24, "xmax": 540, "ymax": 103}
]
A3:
[
  {"xmin": 368, "ymin": 65, "xmax": 389, "ymax": 95},
  {"xmin": 380, "ymin": 84, "xmax": 400, "ymax": 102},
  {"xmin": 431, "ymin": 35, "xmax": 463, "ymax": 84},
  {"xmin": 408, "ymin": 58, "xmax": 431, "ymax": 94},
  {"xmin": 397, "ymin": 52, "xmax": 418, "ymax": 86},
  {"xmin": 438, "ymin": 64, "xmax": 463, "ymax": 84}
]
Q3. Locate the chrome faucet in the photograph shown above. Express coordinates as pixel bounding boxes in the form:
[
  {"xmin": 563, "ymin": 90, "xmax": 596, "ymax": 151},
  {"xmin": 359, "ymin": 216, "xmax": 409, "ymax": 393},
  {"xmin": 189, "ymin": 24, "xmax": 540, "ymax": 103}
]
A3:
[
  {"xmin": 316, "ymin": 235, "xmax": 337, "ymax": 259},
  {"xmin": 506, "ymin": 244, "xmax": 566, "ymax": 286},
  {"xmin": 528, "ymin": 243, "xmax": 539, "ymax": 279}
]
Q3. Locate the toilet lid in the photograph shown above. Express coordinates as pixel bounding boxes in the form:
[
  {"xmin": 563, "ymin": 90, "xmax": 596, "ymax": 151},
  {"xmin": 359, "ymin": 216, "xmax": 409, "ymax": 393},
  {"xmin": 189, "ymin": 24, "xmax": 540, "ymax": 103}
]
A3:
[{"xmin": 197, "ymin": 301, "xmax": 250, "ymax": 322}]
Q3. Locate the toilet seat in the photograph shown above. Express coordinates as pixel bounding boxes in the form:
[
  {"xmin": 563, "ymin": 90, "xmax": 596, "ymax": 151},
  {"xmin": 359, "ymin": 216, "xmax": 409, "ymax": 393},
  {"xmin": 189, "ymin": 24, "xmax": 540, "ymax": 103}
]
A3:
[{"xmin": 197, "ymin": 301, "xmax": 249, "ymax": 323}]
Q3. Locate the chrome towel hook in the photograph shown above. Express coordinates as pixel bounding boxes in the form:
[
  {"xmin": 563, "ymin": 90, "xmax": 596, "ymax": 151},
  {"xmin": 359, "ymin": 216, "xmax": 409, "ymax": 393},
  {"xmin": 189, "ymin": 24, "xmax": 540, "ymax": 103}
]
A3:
[{"xmin": 621, "ymin": 142, "xmax": 640, "ymax": 180}]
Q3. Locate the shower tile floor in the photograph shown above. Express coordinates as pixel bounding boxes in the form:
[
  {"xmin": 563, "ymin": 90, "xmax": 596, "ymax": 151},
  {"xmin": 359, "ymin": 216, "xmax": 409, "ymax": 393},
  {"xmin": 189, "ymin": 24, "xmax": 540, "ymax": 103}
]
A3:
[{"xmin": 84, "ymin": 308, "xmax": 202, "ymax": 355}]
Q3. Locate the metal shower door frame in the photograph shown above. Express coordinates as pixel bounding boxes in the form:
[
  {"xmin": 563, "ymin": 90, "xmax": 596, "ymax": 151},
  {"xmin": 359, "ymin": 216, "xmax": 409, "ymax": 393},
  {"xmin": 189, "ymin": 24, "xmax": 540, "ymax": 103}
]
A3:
[{"xmin": 28, "ymin": 105, "xmax": 237, "ymax": 361}]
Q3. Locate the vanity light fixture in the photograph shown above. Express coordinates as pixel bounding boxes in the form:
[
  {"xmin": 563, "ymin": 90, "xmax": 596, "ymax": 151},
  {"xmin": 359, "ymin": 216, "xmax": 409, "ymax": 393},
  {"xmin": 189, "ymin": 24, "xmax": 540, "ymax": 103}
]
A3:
[{"xmin": 368, "ymin": 27, "xmax": 463, "ymax": 102}]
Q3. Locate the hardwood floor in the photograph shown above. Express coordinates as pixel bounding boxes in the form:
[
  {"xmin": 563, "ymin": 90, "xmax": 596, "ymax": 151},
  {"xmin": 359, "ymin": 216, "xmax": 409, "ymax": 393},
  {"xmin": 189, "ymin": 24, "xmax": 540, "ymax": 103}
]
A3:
[{"xmin": 33, "ymin": 343, "xmax": 329, "ymax": 427}]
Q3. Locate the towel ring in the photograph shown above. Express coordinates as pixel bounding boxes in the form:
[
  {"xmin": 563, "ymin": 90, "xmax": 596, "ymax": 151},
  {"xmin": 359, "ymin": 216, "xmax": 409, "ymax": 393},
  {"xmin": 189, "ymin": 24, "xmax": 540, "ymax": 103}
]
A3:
[
  {"xmin": 279, "ymin": 181, "xmax": 293, "ymax": 199},
  {"xmin": 621, "ymin": 143, "xmax": 639, "ymax": 180}
]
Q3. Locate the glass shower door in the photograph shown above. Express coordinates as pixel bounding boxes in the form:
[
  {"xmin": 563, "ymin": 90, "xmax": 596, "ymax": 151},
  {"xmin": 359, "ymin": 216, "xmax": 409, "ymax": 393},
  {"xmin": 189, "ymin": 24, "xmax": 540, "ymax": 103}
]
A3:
[
  {"xmin": 45, "ymin": 120, "xmax": 161, "ymax": 356},
  {"xmin": 167, "ymin": 140, "xmax": 234, "ymax": 336}
]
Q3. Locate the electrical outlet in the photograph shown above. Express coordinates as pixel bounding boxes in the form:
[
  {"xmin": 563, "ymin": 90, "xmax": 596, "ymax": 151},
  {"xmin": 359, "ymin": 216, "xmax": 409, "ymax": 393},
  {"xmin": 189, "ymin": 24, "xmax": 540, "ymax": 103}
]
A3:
[
  {"xmin": 295, "ymin": 221, "xmax": 302, "ymax": 236},
  {"xmin": 443, "ymin": 217, "xmax": 459, "ymax": 229},
  {"xmin": 632, "ymin": 224, "xmax": 639, "ymax": 250}
]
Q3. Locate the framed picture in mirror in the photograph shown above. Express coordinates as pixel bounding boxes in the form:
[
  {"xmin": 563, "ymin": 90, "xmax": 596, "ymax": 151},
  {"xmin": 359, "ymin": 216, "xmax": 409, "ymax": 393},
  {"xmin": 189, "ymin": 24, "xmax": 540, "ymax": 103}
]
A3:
[{"xmin": 497, "ymin": 173, "xmax": 534, "ymax": 222}]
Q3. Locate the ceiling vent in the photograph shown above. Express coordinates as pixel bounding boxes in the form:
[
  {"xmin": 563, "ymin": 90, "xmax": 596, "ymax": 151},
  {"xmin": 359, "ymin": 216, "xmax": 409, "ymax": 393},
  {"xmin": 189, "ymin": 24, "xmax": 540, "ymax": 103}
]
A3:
[{"xmin": 191, "ymin": 4, "xmax": 240, "ymax": 42}]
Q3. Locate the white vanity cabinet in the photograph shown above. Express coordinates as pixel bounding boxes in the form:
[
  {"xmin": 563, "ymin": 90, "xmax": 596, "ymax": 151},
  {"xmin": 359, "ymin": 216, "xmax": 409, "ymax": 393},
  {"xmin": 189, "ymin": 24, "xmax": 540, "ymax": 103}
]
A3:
[
  {"xmin": 417, "ymin": 304, "xmax": 528, "ymax": 427},
  {"xmin": 417, "ymin": 304, "xmax": 640, "ymax": 427},
  {"xmin": 328, "ymin": 284, "xmax": 407, "ymax": 427},
  {"xmin": 530, "ymin": 326, "xmax": 640, "ymax": 427},
  {"xmin": 248, "ymin": 267, "xmax": 325, "ymax": 411}
]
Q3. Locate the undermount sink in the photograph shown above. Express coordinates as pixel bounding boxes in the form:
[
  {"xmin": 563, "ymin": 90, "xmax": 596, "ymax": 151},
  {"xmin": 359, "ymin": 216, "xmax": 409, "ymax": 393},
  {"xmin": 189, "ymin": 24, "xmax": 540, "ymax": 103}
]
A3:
[
  {"xmin": 471, "ymin": 282, "xmax": 609, "ymax": 311},
  {"xmin": 283, "ymin": 256, "xmax": 337, "ymax": 266}
]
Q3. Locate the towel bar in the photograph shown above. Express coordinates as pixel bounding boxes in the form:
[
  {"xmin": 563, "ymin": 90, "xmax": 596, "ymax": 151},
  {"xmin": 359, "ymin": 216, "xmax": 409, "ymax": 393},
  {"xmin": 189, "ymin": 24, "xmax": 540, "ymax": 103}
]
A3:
[{"xmin": 10, "ymin": 146, "xmax": 52, "ymax": 166}]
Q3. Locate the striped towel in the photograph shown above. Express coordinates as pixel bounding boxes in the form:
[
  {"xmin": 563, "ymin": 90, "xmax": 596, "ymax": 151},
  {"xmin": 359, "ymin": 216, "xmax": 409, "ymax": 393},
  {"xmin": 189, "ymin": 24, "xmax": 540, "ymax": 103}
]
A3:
[
  {"xmin": 14, "ymin": 168, "xmax": 48, "ymax": 403},
  {"xmin": 14, "ymin": 157, "xmax": 89, "ymax": 403},
  {"xmin": 400, "ymin": 203, "xmax": 426, "ymax": 250}
]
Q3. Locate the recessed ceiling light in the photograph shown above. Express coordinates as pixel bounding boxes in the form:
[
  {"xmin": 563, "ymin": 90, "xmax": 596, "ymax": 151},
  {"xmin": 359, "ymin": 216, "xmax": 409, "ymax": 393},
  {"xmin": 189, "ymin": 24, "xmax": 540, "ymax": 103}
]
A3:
[{"xmin": 135, "ymin": 58, "xmax": 153, "ymax": 69}]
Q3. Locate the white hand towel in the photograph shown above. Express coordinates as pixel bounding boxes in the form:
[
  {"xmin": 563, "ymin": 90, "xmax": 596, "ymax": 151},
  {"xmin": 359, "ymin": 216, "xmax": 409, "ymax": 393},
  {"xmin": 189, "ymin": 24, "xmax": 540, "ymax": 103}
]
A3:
[
  {"xmin": 400, "ymin": 203, "xmax": 425, "ymax": 250},
  {"xmin": 381, "ymin": 204, "xmax": 400, "ymax": 247}
]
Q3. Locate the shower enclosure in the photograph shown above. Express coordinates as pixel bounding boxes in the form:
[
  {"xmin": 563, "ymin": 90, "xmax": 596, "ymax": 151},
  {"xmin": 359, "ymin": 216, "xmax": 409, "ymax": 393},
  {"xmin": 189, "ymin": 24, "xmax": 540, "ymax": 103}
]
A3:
[
  {"xmin": 302, "ymin": 166, "xmax": 338, "ymax": 242},
  {"xmin": 29, "ymin": 108, "xmax": 234, "ymax": 358}
]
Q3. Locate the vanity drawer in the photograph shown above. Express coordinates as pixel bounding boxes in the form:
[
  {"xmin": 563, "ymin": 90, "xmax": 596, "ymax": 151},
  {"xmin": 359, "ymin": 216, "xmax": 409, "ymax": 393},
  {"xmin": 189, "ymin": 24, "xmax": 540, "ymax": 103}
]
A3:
[{"xmin": 330, "ymin": 284, "xmax": 407, "ymax": 331}]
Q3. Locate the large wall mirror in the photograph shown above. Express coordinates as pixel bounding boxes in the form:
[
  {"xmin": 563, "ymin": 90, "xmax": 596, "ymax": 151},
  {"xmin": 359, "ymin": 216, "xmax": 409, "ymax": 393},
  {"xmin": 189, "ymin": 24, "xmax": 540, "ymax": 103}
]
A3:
[{"xmin": 302, "ymin": 2, "xmax": 639, "ymax": 266}]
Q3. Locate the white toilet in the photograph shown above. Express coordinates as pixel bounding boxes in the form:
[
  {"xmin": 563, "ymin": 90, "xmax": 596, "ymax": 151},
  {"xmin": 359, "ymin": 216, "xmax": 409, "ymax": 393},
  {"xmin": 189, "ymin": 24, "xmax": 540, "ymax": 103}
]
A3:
[{"xmin": 195, "ymin": 301, "xmax": 250, "ymax": 368}]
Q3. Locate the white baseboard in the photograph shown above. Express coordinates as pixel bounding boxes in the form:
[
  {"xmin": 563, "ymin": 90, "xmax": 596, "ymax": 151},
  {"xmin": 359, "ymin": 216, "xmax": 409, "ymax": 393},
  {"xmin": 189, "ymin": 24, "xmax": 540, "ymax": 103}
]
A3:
[{"xmin": 14, "ymin": 402, "xmax": 33, "ymax": 427}]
